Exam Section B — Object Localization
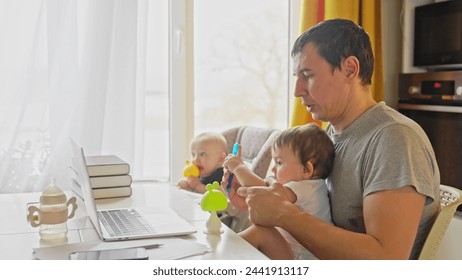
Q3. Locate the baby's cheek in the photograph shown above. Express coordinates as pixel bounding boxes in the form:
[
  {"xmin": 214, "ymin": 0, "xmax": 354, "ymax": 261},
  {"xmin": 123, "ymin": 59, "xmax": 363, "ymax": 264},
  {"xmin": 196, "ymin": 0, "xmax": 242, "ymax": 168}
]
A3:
[{"xmin": 199, "ymin": 168, "xmax": 211, "ymax": 177}]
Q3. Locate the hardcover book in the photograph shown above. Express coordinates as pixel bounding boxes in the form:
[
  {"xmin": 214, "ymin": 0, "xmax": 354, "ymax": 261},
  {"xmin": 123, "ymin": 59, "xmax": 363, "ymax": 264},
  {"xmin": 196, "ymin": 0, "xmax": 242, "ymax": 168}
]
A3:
[
  {"xmin": 89, "ymin": 174, "xmax": 132, "ymax": 189},
  {"xmin": 71, "ymin": 179, "xmax": 132, "ymax": 200},
  {"xmin": 85, "ymin": 155, "xmax": 130, "ymax": 177}
]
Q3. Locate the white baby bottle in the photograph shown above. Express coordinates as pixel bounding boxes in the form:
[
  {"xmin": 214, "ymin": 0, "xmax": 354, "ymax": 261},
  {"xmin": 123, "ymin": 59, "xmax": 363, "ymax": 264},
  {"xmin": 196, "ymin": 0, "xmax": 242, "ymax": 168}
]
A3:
[{"xmin": 27, "ymin": 179, "xmax": 78, "ymax": 240}]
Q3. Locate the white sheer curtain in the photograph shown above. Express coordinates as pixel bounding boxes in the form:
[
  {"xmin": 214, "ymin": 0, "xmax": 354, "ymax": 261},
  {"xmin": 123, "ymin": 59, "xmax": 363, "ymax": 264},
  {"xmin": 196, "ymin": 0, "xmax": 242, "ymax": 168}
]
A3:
[{"xmin": 0, "ymin": 0, "xmax": 144, "ymax": 193}]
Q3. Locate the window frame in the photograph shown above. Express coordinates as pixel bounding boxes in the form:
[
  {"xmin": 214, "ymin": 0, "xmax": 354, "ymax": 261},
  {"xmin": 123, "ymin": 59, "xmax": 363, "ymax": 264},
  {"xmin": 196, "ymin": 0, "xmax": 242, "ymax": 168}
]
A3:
[{"xmin": 169, "ymin": 0, "xmax": 195, "ymax": 184}]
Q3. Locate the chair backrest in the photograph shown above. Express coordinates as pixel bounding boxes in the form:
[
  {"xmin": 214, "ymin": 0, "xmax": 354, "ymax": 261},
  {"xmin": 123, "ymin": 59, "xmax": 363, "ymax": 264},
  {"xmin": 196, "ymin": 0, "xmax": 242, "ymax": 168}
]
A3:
[
  {"xmin": 418, "ymin": 184, "xmax": 462, "ymax": 260},
  {"xmin": 220, "ymin": 126, "xmax": 280, "ymax": 233},
  {"xmin": 221, "ymin": 126, "xmax": 280, "ymax": 178}
]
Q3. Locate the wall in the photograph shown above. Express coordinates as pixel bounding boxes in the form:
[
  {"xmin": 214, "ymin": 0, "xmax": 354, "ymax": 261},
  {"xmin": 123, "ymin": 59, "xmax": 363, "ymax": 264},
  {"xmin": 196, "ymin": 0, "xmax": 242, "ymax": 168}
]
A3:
[{"xmin": 381, "ymin": 0, "xmax": 405, "ymax": 109}]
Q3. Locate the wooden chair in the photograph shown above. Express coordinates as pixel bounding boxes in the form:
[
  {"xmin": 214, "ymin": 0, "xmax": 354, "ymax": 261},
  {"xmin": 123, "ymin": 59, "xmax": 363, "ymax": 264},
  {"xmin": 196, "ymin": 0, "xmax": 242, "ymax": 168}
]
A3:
[{"xmin": 418, "ymin": 184, "xmax": 462, "ymax": 259}]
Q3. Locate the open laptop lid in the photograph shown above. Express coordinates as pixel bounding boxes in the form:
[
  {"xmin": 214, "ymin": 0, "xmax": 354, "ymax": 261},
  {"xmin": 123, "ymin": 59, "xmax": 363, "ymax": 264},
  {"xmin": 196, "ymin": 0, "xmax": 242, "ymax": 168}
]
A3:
[
  {"xmin": 70, "ymin": 138, "xmax": 105, "ymax": 239},
  {"xmin": 70, "ymin": 138, "xmax": 197, "ymax": 241}
]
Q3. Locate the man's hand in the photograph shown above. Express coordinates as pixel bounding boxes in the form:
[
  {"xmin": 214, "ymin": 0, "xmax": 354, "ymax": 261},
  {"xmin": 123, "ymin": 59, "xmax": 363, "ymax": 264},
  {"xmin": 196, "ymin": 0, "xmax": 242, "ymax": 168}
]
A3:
[{"xmin": 237, "ymin": 181, "xmax": 296, "ymax": 226}]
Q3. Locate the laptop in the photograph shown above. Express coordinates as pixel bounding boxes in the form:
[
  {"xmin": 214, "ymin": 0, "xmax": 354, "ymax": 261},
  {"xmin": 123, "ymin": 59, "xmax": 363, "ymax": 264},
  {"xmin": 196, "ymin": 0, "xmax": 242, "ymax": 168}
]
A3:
[{"xmin": 70, "ymin": 139, "xmax": 197, "ymax": 241}]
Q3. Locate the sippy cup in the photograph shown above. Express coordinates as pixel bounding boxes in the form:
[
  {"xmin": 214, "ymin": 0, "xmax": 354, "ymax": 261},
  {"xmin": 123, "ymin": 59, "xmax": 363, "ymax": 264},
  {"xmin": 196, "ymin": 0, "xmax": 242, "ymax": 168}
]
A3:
[{"xmin": 27, "ymin": 179, "xmax": 78, "ymax": 240}]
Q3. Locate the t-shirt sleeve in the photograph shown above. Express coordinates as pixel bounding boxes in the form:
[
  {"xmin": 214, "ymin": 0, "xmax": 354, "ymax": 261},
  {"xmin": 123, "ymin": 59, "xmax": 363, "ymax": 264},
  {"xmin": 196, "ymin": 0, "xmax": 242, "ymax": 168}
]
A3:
[
  {"xmin": 362, "ymin": 124, "xmax": 439, "ymax": 204},
  {"xmin": 285, "ymin": 181, "xmax": 332, "ymax": 223}
]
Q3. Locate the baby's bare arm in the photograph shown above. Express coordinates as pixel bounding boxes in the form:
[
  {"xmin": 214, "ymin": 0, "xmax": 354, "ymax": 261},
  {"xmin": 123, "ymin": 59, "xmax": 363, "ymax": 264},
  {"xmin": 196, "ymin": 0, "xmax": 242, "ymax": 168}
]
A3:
[
  {"xmin": 223, "ymin": 147, "xmax": 265, "ymax": 187},
  {"xmin": 282, "ymin": 186, "xmax": 297, "ymax": 204},
  {"xmin": 233, "ymin": 164, "xmax": 266, "ymax": 187}
]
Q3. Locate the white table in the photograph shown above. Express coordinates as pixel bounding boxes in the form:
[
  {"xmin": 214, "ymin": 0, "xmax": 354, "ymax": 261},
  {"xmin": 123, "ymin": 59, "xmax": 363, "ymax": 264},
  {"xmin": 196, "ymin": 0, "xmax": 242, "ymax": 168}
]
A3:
[{"xmin": 0, "ymin": 182, "xmax": 268, "ymax": 260}]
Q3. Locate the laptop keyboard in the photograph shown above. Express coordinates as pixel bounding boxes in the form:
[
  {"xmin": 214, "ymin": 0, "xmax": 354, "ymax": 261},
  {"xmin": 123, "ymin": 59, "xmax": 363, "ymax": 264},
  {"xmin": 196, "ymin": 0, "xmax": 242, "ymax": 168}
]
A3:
[{"xmin": 98, "ymin": 209, "xmax": 157, "ymax": 237}]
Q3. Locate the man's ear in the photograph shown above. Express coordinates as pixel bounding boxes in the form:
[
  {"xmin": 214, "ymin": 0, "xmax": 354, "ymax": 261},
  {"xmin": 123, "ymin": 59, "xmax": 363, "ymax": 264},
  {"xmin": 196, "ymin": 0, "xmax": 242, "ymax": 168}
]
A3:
[
  {"xmin": 343, "ymin": 56, "xmax": 359, "ymax": 79},
  {"xmin": 302, "ymin": 161, "xmax": 314, "ymax": 179}
]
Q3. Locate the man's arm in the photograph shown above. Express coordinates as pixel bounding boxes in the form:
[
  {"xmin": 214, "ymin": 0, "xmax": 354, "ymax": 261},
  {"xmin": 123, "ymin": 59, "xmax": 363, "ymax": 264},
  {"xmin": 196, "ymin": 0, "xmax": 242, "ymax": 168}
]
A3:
[{"xmin": 239, "ymin": 183, "xmax": 426, "ymax": 259}]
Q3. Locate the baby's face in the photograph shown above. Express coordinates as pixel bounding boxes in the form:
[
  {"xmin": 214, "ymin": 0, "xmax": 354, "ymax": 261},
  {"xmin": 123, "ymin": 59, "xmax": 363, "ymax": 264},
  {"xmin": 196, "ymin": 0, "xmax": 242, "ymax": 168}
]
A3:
[
  {"xmin": 271, "ymin": 145, "xmax": 308, "ymax": 184},
  {"xmin": 191, "ymin": 140, "xmax": 225, "ymax": 177}
]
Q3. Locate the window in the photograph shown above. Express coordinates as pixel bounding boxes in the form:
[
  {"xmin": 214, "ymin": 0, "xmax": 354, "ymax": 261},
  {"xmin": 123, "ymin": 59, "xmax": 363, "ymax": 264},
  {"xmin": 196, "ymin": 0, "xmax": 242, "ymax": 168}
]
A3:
[
  {"xmin": 91, "ymin": 0, "xmax": 299, "ymax": 182},
  {"xmin": 0, "ymin": 0, "xmax": 298, "ymax": 192},
  {"xmin": 193, "ymin": 0, "xmax": 292, "ymax": 133},
  {"xmin": 167, "ymin": 0, "xmax": 298, "ymax": 183}
]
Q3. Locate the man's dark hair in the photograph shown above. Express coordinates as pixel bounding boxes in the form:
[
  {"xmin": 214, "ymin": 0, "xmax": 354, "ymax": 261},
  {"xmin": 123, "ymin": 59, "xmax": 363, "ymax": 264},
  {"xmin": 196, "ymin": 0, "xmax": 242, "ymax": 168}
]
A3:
[{"xmin": 291, "ymin": 18, "xmax": 374, "ymax": 85}]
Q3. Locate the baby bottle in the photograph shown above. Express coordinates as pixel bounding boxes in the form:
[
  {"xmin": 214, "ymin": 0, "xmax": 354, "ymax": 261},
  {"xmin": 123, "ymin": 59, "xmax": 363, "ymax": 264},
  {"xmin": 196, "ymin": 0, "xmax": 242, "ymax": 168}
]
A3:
[{"xmin": 27, "ymin": 179, "xmax": 78, "ymax": 240}]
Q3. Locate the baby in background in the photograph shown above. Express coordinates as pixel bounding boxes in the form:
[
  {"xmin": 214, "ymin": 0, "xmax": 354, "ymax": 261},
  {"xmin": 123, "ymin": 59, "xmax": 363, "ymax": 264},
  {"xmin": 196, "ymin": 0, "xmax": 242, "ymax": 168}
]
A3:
[
  {"xmin": 223, "ymin": 123, "xmax": 334, "ymax": 260},
  {"xmin": 178, "ymin": 132, "xmax": 228, "ymax": 194}
]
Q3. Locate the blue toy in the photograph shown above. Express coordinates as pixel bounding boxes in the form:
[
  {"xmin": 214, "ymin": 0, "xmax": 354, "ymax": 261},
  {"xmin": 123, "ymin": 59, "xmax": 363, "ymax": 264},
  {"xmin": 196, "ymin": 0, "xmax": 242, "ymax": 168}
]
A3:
[{"xmin": 226, "ymin": 143, "xmax": 239, "ymax": 194}]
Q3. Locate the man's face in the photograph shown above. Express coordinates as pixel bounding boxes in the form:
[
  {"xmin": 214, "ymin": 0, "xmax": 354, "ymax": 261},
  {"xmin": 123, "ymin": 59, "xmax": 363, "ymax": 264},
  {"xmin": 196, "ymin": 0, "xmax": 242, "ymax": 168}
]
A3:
[{"xmin": 292, "ymin": 43, "xmax": 350, "ymax": 125}]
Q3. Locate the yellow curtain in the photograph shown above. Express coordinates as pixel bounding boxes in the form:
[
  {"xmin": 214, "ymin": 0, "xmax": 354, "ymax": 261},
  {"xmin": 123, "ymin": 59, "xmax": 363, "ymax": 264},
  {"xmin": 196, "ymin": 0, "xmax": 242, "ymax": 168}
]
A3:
[
  {"xmin": 289, "ymin": 0, "xmax": 323, "ymax": 128},
  {"xmin": 324, "ymin": 0, "xmax": 383, "ymax": 101},
  {"xmin": 290, "ymin": 0, "xmax": 383, "ymax": 127}
]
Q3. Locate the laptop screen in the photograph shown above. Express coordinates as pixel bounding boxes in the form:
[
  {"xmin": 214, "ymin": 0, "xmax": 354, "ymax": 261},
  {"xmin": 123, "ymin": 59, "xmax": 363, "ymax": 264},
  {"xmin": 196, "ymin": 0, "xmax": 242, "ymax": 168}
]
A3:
[{"xmin": 70, "ymin": 139, "xmax": 105, "ymax": 238}]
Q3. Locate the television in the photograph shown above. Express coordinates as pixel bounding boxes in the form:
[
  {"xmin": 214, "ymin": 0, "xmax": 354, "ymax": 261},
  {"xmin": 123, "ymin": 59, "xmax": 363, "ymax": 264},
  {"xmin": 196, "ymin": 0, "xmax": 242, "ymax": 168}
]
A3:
[{"xmin": 414, "ymin": 0, "xmax": 462, "ymax": 70}]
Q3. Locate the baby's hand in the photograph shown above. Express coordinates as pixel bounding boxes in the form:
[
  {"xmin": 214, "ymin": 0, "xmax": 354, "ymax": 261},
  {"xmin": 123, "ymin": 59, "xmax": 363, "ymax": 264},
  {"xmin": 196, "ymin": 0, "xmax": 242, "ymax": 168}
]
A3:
[
  {"xmin": 221, "ymin": 169, "xmax": 248, "ymax": 211},
  {"xmin": 187, "ymin": 176, "xmax": 206, "ymax": 193},
  {"xmin": 223, "ymin": 154, "xmax": 245, "ymax": 173},
  {"xmin": 177, "ymin": 178, "xmax": 192, "ymax": 190}
]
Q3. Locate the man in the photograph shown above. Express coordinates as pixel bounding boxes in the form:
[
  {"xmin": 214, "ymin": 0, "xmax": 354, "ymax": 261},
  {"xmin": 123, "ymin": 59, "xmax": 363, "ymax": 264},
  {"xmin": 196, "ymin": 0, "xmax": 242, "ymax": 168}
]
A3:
[{"xmin": 228, "ymin": 18, "xmax": 440, "ymax": 259}]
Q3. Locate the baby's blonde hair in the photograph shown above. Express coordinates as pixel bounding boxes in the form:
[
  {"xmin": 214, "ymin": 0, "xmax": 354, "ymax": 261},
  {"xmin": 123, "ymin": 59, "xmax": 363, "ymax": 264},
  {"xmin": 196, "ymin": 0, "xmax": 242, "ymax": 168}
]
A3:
[{"xmin": 191, "ymin": 132, "xmax": 228, "ymax": 153}]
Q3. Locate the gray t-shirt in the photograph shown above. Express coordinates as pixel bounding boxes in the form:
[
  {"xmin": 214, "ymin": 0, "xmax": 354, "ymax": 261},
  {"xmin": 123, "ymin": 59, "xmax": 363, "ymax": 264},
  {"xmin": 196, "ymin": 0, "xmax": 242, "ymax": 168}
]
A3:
[{"xmin": 326, "ymin": 102, "xmax": 440, "ymax": 259}]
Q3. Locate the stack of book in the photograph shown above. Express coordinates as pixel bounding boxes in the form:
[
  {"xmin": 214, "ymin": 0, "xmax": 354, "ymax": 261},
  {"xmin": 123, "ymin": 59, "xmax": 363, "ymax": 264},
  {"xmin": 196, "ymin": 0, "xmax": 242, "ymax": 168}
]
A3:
[{"xmin": 72, "ymin": 155, "xmax": 133, "ymax": 200}]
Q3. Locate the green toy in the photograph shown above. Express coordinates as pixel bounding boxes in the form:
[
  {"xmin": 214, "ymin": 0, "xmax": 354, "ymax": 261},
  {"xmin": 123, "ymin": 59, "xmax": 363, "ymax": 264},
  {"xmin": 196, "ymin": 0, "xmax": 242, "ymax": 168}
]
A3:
[{"xmin": 200, "ymin": 181, "xmax": 228, "ymax": 234}]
